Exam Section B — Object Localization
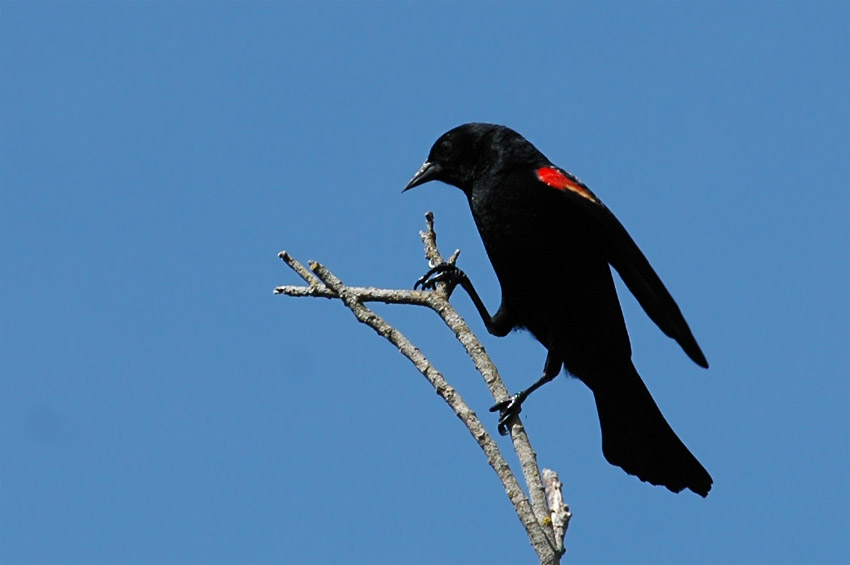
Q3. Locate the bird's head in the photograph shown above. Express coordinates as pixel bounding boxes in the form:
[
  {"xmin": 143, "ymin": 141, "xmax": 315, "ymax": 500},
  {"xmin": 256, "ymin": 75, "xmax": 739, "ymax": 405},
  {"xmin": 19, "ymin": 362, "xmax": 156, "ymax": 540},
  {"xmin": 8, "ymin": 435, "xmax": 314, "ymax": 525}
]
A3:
[{"xmin": 403, "ymin": 123, "xmax": 545, "ymax": 195}]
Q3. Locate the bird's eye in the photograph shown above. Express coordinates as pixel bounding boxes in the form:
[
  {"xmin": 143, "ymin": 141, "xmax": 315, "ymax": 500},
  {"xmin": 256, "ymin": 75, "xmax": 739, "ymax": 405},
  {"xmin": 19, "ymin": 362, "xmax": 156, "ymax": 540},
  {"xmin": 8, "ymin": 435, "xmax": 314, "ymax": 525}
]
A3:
[{"xmin": 438, "ymin": 139, "xmax": 453, "ymax": 154}]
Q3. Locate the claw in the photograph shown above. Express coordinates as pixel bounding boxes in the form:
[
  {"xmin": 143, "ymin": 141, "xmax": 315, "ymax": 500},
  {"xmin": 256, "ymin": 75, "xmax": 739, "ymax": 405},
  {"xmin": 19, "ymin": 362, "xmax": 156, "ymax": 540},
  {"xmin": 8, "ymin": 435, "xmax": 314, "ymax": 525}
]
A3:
[
  {"xmin": 490, "ymin": 393, "xmax": 524, "ymax": 436},
  {"xmin": 414, "ymin": 267, "xmax": 437, "ymax": 290},
  {"xmin": 413, "ymin": 262, "xmax": 465, "ymax": 291}
]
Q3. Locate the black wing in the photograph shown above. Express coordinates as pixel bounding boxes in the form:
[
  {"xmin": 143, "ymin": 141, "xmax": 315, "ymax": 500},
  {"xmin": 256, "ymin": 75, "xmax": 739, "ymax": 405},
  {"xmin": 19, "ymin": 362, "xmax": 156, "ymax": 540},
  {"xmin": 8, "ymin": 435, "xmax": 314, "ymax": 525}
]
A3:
[
  {"xmin": 599, "ymin": 204, "xmax": 708, "ymax": 368},
  {"xmin": 539, "ymin": 167, "xmax": 708, "ymax": 368}
]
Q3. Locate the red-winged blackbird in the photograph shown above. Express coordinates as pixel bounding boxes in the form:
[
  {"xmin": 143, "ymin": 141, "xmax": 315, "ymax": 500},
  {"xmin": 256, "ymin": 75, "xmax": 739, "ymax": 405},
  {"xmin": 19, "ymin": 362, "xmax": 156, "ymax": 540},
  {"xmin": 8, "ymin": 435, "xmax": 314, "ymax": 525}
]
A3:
[{"xmin": 404, "ymin": 123, "xmax": 712, "ymax": 497}]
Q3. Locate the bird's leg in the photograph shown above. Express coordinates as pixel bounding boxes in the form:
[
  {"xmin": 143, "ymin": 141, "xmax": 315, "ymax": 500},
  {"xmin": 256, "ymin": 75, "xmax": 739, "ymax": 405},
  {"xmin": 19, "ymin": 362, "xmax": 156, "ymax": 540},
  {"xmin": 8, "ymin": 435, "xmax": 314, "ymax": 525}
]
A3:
[
  {"xmin": 415, "ymin": 262, "xmax": 512, "ymax": 337},
  {"xmin": 490, "ymin": 351, "xmax": 563, "ymax": 436}
]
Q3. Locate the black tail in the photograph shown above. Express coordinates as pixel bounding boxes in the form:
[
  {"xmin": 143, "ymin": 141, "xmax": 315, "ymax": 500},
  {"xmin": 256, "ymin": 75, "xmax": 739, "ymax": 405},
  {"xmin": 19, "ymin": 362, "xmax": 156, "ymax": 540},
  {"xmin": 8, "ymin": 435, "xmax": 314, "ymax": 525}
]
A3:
[{"xmin": 589, "ymin": 363, "xmax": 712, "ymax": 496}]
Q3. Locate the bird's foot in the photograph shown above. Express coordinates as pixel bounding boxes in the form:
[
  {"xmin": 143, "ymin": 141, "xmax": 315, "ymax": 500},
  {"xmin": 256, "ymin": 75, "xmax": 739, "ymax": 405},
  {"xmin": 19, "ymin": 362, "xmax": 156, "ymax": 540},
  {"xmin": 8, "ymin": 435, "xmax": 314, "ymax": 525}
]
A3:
[
  {"xmin": 414, "ymin": 262, "xmax": 466, "ymax": 290},
  {"xmin": 489, "ymin": 393, "xmax": 525, "ymax": 436}
]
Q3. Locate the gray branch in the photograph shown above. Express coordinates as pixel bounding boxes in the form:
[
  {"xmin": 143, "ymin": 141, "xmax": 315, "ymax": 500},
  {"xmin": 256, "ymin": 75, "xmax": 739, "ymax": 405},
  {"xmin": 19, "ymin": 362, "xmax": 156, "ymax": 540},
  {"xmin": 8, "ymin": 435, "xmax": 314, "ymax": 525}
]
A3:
[
  {"xmin": 543, "ymin": 468, "xmax": 572, "ymax": 555},
  {"xmin": 274, "ymin": 212, "xmax": 569, "ymax": 563}
]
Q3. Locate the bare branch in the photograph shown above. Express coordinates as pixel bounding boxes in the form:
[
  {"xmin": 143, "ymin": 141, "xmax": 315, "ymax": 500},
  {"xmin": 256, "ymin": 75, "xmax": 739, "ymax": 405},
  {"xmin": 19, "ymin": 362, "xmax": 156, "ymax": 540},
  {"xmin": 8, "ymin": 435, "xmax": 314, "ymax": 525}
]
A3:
[
  {"xmin": 275, "ymin": 213, "xmax": 568, "ymax": 564},
  {"xmin": 301, "ymin": 260, "xmax": 556, "ymax": 562}
]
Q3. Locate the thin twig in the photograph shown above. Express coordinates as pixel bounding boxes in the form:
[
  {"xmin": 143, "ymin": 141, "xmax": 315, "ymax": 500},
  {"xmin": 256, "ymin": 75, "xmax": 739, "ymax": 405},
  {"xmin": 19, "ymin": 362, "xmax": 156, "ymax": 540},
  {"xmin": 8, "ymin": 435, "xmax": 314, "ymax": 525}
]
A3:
[{"xmin": 278, "ymin": 250, "xmax": 321, "ymax": 286}]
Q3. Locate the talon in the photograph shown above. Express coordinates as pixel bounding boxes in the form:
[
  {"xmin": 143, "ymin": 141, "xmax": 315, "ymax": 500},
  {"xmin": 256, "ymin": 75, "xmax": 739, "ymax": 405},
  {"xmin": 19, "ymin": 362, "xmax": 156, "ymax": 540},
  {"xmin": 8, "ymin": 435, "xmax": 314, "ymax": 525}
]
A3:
[
  {"xmin": 413, "ymin": 262, "xmax": 466, "ymax": 291},
  {"xmin": 414, "ymin": 264, "xmax": 441, "ymax": 290},
  {"xmin": 489, "ymin": 393, "xmax": 524, "ymax": 436}
]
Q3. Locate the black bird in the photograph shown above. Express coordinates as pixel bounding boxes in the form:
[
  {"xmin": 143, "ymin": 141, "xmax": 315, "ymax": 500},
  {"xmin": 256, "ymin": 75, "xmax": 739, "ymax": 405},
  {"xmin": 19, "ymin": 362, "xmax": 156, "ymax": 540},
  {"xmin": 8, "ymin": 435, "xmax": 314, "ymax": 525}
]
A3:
[{"xmin": 404, "ymin": 123, "xmax": 712, "ymax": 496}]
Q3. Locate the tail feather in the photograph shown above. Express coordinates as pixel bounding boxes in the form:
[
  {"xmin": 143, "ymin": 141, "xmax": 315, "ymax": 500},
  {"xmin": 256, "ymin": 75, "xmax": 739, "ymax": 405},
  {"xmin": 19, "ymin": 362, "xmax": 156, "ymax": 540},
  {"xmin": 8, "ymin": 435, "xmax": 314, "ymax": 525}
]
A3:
[{"xmin": 589, "ymin": 363, "xmax": 712, "ymax": 496}]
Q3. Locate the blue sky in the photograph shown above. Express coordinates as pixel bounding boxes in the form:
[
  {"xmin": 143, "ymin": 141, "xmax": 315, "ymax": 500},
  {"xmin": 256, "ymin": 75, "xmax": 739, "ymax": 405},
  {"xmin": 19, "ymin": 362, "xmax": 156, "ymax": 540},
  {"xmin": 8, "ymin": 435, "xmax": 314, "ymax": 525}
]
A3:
[{"xmin": 2, "ymin": 2, "xmax": 848, "ymax": 563}]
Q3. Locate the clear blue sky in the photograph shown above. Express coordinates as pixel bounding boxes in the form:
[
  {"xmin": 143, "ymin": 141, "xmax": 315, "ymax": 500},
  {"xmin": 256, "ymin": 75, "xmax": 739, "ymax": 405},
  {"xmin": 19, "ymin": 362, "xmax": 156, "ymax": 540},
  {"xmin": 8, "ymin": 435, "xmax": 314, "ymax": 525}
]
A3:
[{"xmin": 2, "ymin": 2, "xmax": 848, "ymax": 564}]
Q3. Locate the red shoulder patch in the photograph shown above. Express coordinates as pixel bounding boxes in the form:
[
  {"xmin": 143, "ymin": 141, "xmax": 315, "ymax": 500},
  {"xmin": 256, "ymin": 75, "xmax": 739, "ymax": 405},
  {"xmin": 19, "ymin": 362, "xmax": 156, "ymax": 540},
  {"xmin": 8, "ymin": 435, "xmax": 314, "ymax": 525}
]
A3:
[{"xmin": 536, "ymin": 166, "xmax": 598, "ymax": 203}]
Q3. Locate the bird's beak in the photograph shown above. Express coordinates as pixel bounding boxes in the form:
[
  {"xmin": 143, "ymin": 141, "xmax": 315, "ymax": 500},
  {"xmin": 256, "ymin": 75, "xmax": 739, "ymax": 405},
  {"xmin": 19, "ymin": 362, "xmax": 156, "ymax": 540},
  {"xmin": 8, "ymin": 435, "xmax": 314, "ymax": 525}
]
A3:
[{"xmin": 403, "ymin": 160, "xmax": 442, "ymax": 192}]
